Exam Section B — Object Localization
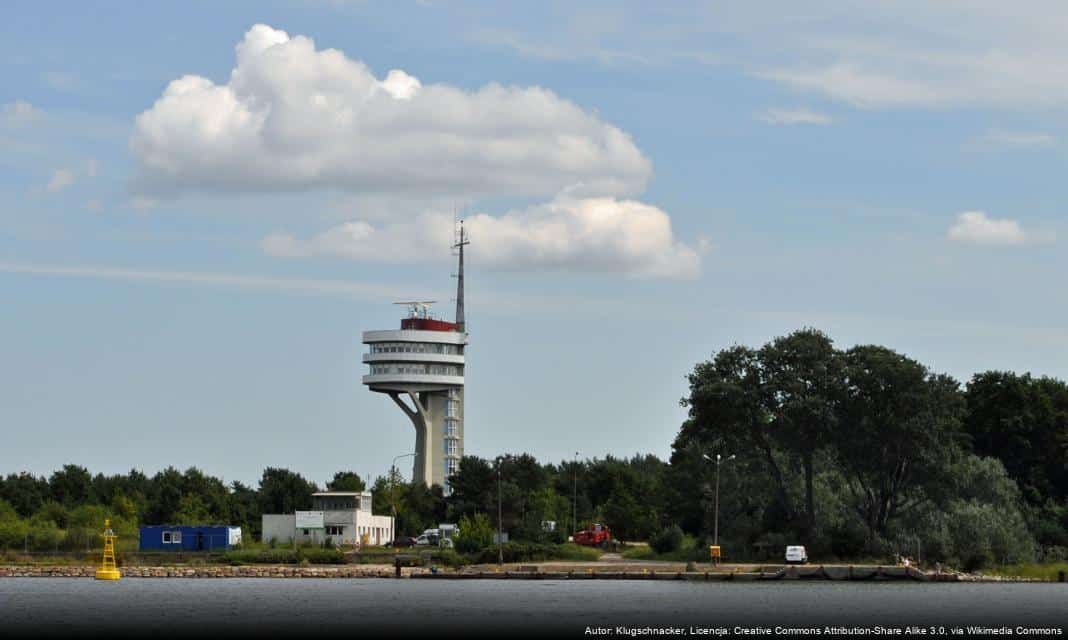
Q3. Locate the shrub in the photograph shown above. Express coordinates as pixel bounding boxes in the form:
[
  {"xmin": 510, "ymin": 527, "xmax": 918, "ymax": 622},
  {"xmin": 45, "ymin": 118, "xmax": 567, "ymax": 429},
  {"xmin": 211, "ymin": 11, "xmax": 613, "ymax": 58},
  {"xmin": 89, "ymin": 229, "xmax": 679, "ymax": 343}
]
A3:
[
  {"xmin": 298, "ymin": 547, "xmax": 346, "ymax": 564},
  {"xmin": 456, "ymin": 513, "xmax": 494, "ymax": 554},
  {"xmin": 650, "ymin": 525, "xmax": 684, "ymax": 554},
  {"xmin": 221, "ymin": 549, "xmax": 298, "ymax": 565}
]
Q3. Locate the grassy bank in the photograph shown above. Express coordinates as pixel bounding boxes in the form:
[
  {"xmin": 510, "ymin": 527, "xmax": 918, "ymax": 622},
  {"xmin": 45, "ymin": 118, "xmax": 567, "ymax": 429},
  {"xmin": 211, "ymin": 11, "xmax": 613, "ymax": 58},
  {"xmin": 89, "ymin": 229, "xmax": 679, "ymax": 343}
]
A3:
[
  {"xmin": 1, "ymin": 542, "xmax": 602, "ymax": 568},
  {"xmin": 985, "ymin": 562, "xmax": 1068, "ymax": 581}
]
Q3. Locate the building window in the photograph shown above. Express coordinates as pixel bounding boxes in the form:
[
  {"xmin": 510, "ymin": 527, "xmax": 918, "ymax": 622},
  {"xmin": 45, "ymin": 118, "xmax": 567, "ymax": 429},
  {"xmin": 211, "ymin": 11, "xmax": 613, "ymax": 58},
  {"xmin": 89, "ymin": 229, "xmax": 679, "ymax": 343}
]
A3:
[
  {"xmin": 326, "ymin": 526, "xmax": 344, "ymax": 536},
  {"xmin": 302, "ymin": 529, "xmax": 309, "ymax": 535},
  {"xmin": 162, "ymin": 531, "xmax": 182, "ymax": 544}
]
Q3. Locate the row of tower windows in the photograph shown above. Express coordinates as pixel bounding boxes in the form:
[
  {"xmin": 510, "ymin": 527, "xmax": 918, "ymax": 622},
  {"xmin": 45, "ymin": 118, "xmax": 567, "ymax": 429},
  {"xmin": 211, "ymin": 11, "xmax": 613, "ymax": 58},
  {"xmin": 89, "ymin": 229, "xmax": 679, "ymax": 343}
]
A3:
[
  {"xmin": 368, "ymin": 342, "xmax": 463, "ymax": 355},
  {"xmin": 368, "ymin": 364, "xmax": 463, "ymax": 376}
]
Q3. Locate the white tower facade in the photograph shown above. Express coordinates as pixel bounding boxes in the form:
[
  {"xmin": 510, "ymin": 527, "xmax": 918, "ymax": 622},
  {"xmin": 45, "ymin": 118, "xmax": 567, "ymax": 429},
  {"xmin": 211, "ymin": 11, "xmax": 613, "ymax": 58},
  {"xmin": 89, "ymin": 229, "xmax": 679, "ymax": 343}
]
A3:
[{"xmin": 361, "ymin": 226, "xmax": 469, "ymax": 490}]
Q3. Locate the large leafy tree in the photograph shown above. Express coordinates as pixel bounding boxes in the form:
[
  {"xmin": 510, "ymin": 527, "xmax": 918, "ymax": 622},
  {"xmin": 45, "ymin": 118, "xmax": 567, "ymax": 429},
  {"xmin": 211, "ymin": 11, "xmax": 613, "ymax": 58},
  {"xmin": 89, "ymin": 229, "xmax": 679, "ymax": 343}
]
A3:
[
  {"xmin": 677, "ymin": 344, "xmax": 794, "ymax": 524},
  {"xmin": 836, "ymin": 345, "xmax": 966, "ymax": 538},
  {"xmin": 759, "ymin": 328, "xmax": 842, "ymax": 536},
  {"xmin": 678, "ymin": 330, "xmax": 842, "ymax": 539},
  {"xmin": 964, "ymin": 372, "xmax": 1068, "ymax": 506},
  {"xmin": 257, "ymin": 467, "xmax": 317, "ymax": 514},
  {"xmin": 1, "ymin": 472, "xmax": 49, "ymax": 517},
  {"xmin": 327, "ymin": 471, "xmax": 366, "ymax": 492},
  {"xmin": 48, "ymin": 464, "xmax": 92, "ymax": 507}
]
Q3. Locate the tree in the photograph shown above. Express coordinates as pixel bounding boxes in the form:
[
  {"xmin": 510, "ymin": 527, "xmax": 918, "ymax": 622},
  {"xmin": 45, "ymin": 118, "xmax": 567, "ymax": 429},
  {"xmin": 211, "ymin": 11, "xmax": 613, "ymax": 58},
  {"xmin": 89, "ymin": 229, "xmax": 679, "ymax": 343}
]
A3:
[
  {"xmin": 1, "ymin": 472, "xmax": 49, "ymax": 517},
  {"xmin": 48, "ymin": 464, "xmax": 92, "ymax": 507},
  {"xmin": 446, "ymin": 456, "xmax": 495, "ymax": 521},
  {"xmin": 455, "ymin": 512, "xmax": 494, "ymax": 553},
  {"xmin": 327, "ymin": 471, "xmax": 366, "ymax": 493},
  {"xmin": 174, "ymin": 494, "xmax": 212, "ymax": 524},
  {"xmin": 144, "ymin": 467, "xmax": 184, "ymax": 524},
  {"xmin": 258, "ymin": 467, "xmax": 317, "ymax": 514},
  {"xmin": 759, "ymin": 328, "xmax": 842, "ymax": 537},
  {"xmin": 835, "ymin": 345, "xmax": 966, "ymax": 539},
  {"xmin": 964, "ymin": 372, "xmax": 1068, "ymax": 506}
]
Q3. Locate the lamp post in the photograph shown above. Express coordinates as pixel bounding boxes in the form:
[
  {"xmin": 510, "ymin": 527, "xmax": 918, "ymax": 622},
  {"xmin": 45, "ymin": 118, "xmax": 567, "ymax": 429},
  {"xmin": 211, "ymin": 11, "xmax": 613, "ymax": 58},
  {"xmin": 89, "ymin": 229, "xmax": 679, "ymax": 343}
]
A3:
[
  {"xmin": 572, "ymin": 451, "xmax": 579, "ymax": 539},
  {"xmin": 703, "ymin": 452, "xmax": 735, "ymax": 546},
  {"xmin": 496, "ymin": 456, "xmax": 504, "ymax": 566},
  {"xmin": 391, "ymin": 452, "xmax": 415, "ymax": 549}
]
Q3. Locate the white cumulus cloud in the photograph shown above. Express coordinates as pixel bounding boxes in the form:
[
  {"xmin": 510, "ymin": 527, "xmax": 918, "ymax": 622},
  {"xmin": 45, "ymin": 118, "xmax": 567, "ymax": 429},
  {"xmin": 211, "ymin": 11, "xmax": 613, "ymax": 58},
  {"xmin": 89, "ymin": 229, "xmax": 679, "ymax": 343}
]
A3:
[
  {"xmin": 262, "ymin": 196, "xmax": 701, "ymax": 279},
  {"xmin": 947, "ymin": 211, "xmax": 1052, "ymax": 246},
  {"xmin": 130, "ymin": 24, "xmax": 651, "ymax": 198}
]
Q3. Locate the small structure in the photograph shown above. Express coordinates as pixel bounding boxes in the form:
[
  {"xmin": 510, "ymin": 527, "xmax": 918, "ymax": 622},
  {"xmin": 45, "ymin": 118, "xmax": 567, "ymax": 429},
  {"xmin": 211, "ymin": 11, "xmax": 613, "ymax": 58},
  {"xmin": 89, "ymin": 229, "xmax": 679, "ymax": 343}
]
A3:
[
  {"xmin": 262, "ymin": 491, "xmax": 393, "ymax": 546},
  {"xmin": 139, "ymin": 525, "xmax": 242, "ymax": 551},
  {"xmin": 95, "ymin": 518, "xmax": 121, "ymax": 580}
]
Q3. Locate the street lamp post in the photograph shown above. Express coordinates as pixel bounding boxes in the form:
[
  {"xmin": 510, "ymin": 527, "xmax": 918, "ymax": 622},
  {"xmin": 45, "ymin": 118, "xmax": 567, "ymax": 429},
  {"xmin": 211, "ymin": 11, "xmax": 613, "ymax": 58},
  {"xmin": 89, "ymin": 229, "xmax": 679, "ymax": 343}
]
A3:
[
  {"xmin": 391, "ymin": 452, "xmax": 415, "ymax": 549},
  {"xmin": 496, "ymin": 456, "xmax": 504, "ymax": 566},
  {"xmin": 572, "ymin": 451, "xmax": 579, "ymax": 539},
  {"xmin": 703, "ymin": 453, "xmax": 735, "ymax": 546}
]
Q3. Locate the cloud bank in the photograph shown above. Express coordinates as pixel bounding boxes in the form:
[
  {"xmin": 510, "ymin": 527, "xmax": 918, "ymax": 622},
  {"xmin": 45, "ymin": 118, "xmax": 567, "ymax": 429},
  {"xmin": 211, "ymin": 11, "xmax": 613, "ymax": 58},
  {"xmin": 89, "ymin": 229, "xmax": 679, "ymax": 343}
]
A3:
[
  {"xmin": 130, "ymin": 24, "xmax": 650, "ymax": 199},
  {"xmin": 132, "ymin": 24, "xmax": 698, "ymax": 279},
  {"xmin": 947, "ymin": 211, "xmax": 1052, "ymax": 247},
  {"xmin": 263, "ymin": 196, "xmax": 701, "ymax": 279}
]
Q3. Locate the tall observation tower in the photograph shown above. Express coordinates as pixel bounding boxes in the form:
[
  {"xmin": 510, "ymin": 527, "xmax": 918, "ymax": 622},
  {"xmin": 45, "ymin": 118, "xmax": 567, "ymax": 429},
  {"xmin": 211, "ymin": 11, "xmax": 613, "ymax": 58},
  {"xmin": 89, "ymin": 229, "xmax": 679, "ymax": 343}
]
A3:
[{"xmin": 362, "ymin": 224, "xmax": 469, "ymax": 490}]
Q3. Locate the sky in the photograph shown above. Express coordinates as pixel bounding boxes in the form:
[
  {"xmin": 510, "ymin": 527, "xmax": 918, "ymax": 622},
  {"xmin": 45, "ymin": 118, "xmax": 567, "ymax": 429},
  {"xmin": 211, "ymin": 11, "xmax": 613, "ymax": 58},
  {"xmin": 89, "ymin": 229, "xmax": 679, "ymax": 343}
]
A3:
[{"xmin": 3, "ymin": 1, "xmax": 1067, "ymax": 487}]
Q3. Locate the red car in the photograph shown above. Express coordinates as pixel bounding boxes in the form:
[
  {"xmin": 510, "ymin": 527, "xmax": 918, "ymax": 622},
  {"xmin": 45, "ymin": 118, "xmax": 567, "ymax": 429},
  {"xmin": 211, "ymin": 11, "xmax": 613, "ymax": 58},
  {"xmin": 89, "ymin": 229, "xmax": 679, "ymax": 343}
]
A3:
[{"xmin": 572, "ymin": 523, "xmax": 612, "ymax": 547}]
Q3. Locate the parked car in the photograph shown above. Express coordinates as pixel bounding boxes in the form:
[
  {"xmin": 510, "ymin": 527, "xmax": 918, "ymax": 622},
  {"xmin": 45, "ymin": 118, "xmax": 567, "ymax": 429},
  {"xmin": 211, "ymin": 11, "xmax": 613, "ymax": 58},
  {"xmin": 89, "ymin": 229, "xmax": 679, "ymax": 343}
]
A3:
[
  {"xmin": 785, "ymin": 545, "xmax": 808, "ymax": 564},
  {"xmin": 414, "ymin": 532, "xmax": 441, "ymax": 546},
  {"xmin": 386, "ymin": 536, "xmax": 417, "ymax": 548}
]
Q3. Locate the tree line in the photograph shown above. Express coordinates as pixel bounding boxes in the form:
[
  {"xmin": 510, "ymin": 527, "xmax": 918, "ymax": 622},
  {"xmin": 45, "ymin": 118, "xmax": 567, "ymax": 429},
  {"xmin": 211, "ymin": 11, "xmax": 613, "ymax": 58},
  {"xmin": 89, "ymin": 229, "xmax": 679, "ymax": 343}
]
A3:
[{"xmin": 2, "ymin": 328, "xmax": 1065, "ymax": 570}]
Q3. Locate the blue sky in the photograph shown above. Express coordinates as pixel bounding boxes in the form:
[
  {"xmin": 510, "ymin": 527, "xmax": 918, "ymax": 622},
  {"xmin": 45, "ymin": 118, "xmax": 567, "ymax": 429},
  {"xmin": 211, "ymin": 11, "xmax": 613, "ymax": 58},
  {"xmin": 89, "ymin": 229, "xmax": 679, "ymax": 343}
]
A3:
[{"xmin": 3, "ymin": 1, "xmax": 1066, "ymax": 486}]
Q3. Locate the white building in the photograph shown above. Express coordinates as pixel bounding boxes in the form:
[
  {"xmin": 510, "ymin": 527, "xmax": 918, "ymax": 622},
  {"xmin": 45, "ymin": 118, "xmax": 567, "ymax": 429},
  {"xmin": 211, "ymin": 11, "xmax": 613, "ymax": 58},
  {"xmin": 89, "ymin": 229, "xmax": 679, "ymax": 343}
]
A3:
[
  {"xmin": 261, "ymin": 491, "xmax": 393, "ymax": 547},
  {"xmin": 362, "ymin": 225, "xmax": 469, "ymax": 491}
]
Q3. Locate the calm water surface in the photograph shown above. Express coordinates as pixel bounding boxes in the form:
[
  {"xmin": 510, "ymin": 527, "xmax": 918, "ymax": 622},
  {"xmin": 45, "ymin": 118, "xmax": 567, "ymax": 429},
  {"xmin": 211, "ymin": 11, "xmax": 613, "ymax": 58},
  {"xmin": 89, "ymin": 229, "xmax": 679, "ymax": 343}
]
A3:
[{"xmin": 1, "ymin": 578, "xmax": 1064, "ymax": 637}]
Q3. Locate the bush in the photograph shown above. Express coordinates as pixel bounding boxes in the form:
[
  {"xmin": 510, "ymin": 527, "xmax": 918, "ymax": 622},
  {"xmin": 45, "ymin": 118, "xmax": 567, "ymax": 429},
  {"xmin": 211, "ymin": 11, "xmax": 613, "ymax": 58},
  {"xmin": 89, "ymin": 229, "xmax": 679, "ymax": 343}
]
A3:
[
  {"xmin": 470, "ymin": 542, "xmax": 598, "ymax": 564},
  {"xmin": 221, "ymin": 549, "xmax": 298, "ymax": 565},
  {"xmin": 298, "ymin": 547, "xmax": 346, "ymax": 564},
  {"xmin": 650, "ymin": 525, "xmax": 684, "ymax": 554},
  {"xmin": 456, "ymin": 513, "xmax": 494, "ymax": 554}
]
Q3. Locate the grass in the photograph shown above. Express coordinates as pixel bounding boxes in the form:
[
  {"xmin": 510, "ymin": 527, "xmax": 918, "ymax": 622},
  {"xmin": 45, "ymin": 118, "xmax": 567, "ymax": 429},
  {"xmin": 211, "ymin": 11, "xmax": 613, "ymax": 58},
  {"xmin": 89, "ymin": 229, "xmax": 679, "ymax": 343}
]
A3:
[
  {"xmin": 620, "ymin": 535, "xmax": 707, "ymax": 562},
  {"xmin": 985, "ymin": 562, "xmax": 1068, "ymax": 581}
]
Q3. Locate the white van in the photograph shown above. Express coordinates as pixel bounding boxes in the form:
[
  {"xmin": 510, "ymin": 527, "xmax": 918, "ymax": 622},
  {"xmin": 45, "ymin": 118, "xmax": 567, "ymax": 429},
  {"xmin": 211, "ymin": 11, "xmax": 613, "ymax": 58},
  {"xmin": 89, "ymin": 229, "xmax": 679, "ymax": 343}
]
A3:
[{"xmin": 785, "ymin": 545, "xmax": 808, "ymax": 564}]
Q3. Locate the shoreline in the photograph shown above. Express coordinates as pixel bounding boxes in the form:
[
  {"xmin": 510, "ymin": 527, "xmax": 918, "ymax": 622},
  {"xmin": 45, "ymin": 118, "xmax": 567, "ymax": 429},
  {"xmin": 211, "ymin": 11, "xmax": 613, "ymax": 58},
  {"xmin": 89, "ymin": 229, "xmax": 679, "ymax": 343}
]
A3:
[{"xmin": 0, "ymin": 564, "xmax": 1045, "ymax": 582}]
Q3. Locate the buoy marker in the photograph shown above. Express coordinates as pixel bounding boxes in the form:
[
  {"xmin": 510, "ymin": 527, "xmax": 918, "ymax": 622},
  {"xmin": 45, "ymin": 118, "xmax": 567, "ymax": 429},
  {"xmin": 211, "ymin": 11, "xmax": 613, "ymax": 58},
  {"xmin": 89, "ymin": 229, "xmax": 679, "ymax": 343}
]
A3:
[{"xmin": 95, "ymin": 518, "xmax": 121, "ymax": 581}]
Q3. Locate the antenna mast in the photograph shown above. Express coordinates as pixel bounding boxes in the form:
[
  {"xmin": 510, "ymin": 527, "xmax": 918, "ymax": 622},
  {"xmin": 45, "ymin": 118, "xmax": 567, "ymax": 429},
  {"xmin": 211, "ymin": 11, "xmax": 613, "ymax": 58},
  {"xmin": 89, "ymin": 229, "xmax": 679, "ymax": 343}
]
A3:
[{"xmin": 453, "ymin": 220, "xmax": 469, "ymax": 333}]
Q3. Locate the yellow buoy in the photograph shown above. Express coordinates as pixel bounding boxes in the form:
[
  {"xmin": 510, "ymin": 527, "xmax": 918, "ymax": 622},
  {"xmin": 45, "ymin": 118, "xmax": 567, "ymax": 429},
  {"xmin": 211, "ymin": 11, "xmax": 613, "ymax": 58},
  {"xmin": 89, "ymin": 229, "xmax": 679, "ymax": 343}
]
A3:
[{"xmin": 95, "ymin": 518, "xmax": 121, "ymax": 581}]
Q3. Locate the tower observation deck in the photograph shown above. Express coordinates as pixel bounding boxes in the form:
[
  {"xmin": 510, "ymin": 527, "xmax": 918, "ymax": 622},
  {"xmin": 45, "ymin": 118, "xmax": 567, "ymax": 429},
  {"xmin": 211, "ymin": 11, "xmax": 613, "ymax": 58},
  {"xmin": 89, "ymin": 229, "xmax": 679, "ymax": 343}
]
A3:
[{"xmin": 361, "ymin": 225, "xmax": 469, "ymax": 490}]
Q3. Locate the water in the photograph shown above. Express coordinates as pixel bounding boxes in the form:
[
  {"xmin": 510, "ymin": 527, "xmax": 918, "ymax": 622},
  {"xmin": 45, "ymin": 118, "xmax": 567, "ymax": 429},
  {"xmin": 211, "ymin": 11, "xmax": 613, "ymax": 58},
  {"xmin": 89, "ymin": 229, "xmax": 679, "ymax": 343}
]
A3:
[{"xmin": 1, "ymin": 578, "xmax": 1064, "ymax": 637}]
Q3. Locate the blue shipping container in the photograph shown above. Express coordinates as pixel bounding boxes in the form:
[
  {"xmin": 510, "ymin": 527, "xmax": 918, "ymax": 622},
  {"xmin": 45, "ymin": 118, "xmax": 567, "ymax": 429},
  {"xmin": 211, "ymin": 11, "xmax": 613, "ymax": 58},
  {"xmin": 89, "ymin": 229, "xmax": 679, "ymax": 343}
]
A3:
[{"xmin": 139, "ymin": 525, "xmax": 242, "ymax": 551}]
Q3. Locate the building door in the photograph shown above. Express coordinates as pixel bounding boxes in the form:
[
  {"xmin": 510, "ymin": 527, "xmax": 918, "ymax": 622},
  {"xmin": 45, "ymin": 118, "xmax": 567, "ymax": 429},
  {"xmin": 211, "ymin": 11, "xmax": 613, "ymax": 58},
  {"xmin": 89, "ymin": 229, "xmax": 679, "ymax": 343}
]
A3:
[{"xmin": 196, "ymin": 532, "xmax": 204, "ymax": 551}]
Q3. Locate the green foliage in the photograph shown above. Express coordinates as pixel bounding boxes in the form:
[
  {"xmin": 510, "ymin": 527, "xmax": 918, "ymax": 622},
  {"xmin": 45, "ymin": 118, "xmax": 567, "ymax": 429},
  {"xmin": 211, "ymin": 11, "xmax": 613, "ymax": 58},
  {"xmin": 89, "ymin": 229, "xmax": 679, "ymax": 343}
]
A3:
[
  {"xmin": 456, "ymin": 512, "xmax": 494, "ymax": 553},
  {"xmin": 258, "ymin": 467, "xmax": 318, "ymax": 515},
  {"xmin": 173, "ymin": 494, "xmax": 212, "ymax": 524},
  {"xmin": 220, "ymin": 547, "xmax": 345, "ymax": 565},
  {"xmin": 469, "ymin": 541, "xmax": 600, "ymax": 564},
  {"xmin": 222, "ymin": 549, "xmax": 299, "ymax": 565},
  {"xmin": 650, "ymin": 524, "xmax": 684, "ymax": 554},
  {"xmin": 327, "ymin": 471, "xmax": 366, "ymax": 492}
]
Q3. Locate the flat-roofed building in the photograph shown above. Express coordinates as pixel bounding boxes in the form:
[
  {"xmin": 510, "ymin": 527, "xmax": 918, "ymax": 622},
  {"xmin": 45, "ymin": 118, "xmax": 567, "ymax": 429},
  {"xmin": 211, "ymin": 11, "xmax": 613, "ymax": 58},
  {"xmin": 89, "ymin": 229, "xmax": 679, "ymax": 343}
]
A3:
[{"xmin": 261, "ymin": 491, "xmax": 392, "ymax": 546}]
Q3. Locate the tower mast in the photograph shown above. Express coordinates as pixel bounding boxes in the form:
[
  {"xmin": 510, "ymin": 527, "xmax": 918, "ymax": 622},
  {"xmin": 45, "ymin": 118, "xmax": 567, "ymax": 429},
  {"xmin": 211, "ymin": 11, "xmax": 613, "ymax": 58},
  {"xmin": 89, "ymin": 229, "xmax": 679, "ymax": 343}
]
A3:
[{"xmin": 454, "ymin": 221, "xmax": 469, "ymax": 333}]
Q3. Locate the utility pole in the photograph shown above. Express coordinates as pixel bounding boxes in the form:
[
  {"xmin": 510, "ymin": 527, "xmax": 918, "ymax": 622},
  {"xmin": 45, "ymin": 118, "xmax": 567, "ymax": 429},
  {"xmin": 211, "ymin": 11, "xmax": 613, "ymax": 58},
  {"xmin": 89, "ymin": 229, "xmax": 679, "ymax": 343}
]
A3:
[
  {"xmin": 496, "ymin": 456, "xmax": 504, "ymax": 566},
  {"xmin": 391, "ymin": 452, "xmax": 415, "ymax": 549},
  {"xmin": 572, "ymin": 451, "xmax": 579, "ymax": 538}
]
